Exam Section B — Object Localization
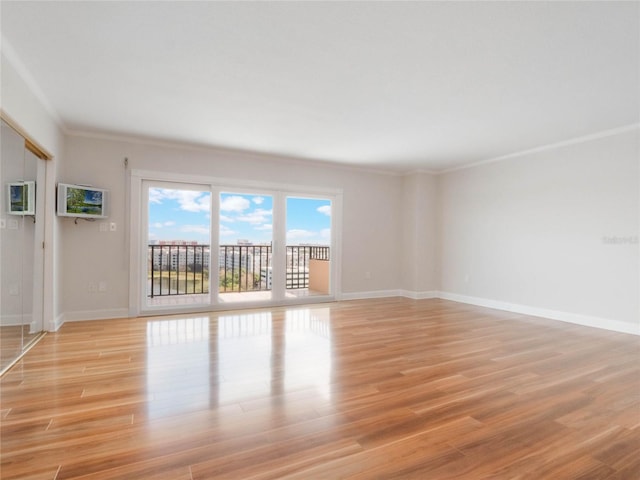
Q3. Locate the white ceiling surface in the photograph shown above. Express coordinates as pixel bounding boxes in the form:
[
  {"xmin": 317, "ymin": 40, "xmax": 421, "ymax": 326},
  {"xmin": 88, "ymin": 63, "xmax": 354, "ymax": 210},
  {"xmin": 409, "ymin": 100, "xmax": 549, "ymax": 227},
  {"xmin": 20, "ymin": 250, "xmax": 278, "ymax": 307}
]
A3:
[{"xmin": 1, "ymin": 2, "xmax": 638, "ymax": 173}]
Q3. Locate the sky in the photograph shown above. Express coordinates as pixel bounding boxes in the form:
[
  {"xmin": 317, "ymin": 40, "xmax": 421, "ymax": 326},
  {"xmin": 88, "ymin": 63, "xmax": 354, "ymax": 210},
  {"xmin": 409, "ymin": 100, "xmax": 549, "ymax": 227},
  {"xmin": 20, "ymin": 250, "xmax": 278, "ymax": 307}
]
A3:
[{"xmin": 148, "ymin": 188, "xmax": 331, "ymax": 245}]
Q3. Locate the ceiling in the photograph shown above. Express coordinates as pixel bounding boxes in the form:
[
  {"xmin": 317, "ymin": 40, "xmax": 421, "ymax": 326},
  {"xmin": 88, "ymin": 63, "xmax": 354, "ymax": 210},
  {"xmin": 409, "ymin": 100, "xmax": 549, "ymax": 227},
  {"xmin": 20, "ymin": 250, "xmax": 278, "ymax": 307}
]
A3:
[{"xmin": 1, "ymin": 1, "xmax": 638, "ymax": 173}]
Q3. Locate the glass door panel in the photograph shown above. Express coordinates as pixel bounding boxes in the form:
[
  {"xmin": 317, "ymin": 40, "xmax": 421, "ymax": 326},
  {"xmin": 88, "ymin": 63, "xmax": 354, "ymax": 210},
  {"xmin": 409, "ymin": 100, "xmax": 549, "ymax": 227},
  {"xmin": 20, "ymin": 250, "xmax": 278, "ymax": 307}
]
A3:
[
  {"xmin": 285, "ymin": 197, "xmax": 332, "ymax": 298},
  {"xmin": 0, "ymin": 120, "xmax": 46, "ymax": 373},
  {"xmin": 1, "ymin": 121, "xmax": 25, "ymax": 370},
  {"xmin": 144, "ymin": 182, "xmax": 211, "ymax": 309},
  {"xmin": 218, "ymin": 192, "xmax": 273, "ymax": 304}
]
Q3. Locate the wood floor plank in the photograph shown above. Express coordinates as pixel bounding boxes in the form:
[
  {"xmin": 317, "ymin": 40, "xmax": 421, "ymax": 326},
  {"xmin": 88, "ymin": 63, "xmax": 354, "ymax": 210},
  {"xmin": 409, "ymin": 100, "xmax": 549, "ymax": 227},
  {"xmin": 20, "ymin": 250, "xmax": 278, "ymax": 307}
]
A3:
[{"xmin": 1, "ymin": 298, "xmax": 638, "ymax": 479}]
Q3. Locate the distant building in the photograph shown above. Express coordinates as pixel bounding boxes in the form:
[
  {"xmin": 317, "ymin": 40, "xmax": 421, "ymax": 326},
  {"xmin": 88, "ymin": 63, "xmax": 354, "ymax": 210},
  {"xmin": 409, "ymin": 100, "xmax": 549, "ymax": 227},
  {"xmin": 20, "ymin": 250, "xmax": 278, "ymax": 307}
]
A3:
[
  {"xmin": 151, "ymin": 243, "xmax": 209, "ymax": 270},
  {"xmin": 159, "ymin": 240, "xmax": 198, "ymax": 246},
  {"xmin": 261, "ymin": 266, "xmax": 272, "ymax": 289},
  {"xmin": 219, "ymin": 248, "xmax": 251, "ymax": 270}
]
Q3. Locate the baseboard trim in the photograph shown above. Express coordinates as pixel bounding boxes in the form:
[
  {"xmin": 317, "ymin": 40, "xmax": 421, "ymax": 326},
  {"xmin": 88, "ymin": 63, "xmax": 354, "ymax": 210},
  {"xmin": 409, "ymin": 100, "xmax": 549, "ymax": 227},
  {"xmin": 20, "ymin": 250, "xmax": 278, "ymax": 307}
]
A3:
[
  {"xmin": 341, "ymin": 289, "xmax": 403, "ymax": 301},
  {"xmin": 48, "ymin": 313, "xmax": 65, "ymax": 332},
  {"xmin": 437, "ymin": 291, "xmax": 640, "ymax": 336},
  {"xmin": 63, "ymin": 308, "xmax": 129, "ymax": 323},
  {"xmin": 400, "ymin": 290, "xmax": 439, "ymax": 300},
  {"xmin": 51, "ymin": 292, "xmax": 639, "ymax": 336},
  {"xmin": 1, "ymin": 314, "xmax": 26, "ymax": 327}
]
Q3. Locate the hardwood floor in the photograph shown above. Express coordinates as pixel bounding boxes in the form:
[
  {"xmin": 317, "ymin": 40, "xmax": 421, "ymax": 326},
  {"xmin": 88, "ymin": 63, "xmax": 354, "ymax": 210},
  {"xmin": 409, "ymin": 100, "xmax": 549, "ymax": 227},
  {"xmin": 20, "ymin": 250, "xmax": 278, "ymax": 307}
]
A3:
[
  {"xmin": 0, "ymin": 326, "xmax": 24, "ymax": 372},
  {"xmin": 1, "ymin": 326, "xmax": 44, "ymax": 374},
  {"xmin": 1, "ymin": 298, "xmax": 639, "ymax": 479}
]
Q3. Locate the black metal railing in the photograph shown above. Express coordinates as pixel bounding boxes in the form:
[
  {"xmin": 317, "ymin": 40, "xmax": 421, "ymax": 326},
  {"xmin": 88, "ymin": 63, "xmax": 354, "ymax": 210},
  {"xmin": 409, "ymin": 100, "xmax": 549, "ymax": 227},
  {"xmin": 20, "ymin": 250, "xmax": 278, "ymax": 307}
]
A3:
[
  {"xmin": 219, "ymin": 245, "xmax": 272, "ymax": 293},
  {"xmin": 148, "ymin": 244, "xmax": 209, "ymax": 298},
  {"xmin": 148, "ymin": 244, "xmax": 330, "ymax": 297},
  {"xmin": 286, "ymin": 246, "xmax": 329, "ymax": 289}
]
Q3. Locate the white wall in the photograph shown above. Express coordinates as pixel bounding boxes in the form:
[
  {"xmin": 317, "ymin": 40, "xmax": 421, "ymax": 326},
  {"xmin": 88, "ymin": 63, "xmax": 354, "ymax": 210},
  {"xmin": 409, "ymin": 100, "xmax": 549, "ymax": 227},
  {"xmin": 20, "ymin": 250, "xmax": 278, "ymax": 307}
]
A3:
[
  {"xmin": 60, "ymin": 135, "xmax": 404, "ymax": 317},
  {"xmin": 439, "ymin": 129, "xmax": 639, "ymax": 332}
]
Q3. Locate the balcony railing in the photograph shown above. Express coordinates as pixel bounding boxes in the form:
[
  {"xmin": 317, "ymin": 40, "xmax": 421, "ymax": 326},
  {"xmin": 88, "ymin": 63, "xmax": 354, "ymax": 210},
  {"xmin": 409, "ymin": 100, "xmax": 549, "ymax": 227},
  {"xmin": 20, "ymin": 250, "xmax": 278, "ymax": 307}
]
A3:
[{"xmin": 148, "ymin": 244, "xmax": 329, "ymax": 297}]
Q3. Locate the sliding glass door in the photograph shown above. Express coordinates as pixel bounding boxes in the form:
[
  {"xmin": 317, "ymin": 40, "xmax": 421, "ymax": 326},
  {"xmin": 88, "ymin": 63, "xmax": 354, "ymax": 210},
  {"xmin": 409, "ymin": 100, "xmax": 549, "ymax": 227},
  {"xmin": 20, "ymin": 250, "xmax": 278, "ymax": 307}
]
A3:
[{"xmin": 135, "ymin": 174, "xmax": 339, "ymax": 314}]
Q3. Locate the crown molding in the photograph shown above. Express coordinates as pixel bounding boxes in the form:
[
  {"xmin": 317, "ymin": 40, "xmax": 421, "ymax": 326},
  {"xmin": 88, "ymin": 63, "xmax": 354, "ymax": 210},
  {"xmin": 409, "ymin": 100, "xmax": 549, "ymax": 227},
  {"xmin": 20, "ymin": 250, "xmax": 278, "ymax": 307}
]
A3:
[
  {"xmin": 401, "ymin": 168, "xmax": 439, "ymax": 176},
  {"xmin": 65, "ymin": 128, "xmax": 406, "ymax": 177},
  {"xmin": 1, "ymin": 34, "xmax": 66, "ymax": 131},
  {"xmin": 439, "ymin": 123, "xmax": 640, "ymax": 175}
]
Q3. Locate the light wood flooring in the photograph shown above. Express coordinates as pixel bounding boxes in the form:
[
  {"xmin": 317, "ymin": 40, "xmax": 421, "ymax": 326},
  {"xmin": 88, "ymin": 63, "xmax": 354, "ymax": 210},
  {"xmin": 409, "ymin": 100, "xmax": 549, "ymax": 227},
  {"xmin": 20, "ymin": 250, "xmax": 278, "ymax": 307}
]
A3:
[
  {"xmin": 0, "ymin": 326, "xmax": 24, "ymax": 372},
  {"xmin": 1, "ymin": 325, "xmax": 41, "ymax": 374},
  {"xmin": 1, "ymin": 298, "xmax": 639, "ymax": 479}
]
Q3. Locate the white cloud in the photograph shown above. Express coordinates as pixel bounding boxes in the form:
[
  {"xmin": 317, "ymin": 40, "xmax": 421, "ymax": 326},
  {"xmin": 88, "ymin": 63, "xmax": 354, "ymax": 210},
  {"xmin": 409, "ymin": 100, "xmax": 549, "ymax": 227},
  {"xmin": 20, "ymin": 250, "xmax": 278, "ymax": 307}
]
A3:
[
  {"xmin": 148, "ymin": 188, "xmax": 166, "ymax": 204},
  {"xmin": 237, "ymin": 208, "xmax": 272, "ymax": 225},
  {"xmin": 151, "ymin": 221, "xmax": 176, "ymax": 228},
  {"xmin": 148, "ymin": 188, "xmax": 210, "ymax": 212},
  {"xmin": 286, "ymin": 228, "xmax": 331, "ymax": 245},
  {"xmin": 220, "ymin": 224, "xmax": 238, "ymax": 237},
  {"xmin": 219, "ymin": 214, "xmax": 234, "ymax": 223},
  {"xmin": 183, "ymin": 193, "xmax": 210, "ymax": 213},
  {"xmin": 252, "ymin": 196, "xmax": 264, "ymax": 205},
  {"xmin": 287, "ymin": 229, "xmax": 315, "ymax": 241},
  {"xmin": 317, "ymin": 205, "xmax": 331, "ymax": 216},
  {"xmin": 181, "ymin": 225, "xmax": 210, "ymax": 235},
  {"xmin": 254, "ymin": 223, "xmax": 272, "ymax": 231},
  {"xmin": 220, "ymin": 195, "xmax": 250, "ymax": 212}
]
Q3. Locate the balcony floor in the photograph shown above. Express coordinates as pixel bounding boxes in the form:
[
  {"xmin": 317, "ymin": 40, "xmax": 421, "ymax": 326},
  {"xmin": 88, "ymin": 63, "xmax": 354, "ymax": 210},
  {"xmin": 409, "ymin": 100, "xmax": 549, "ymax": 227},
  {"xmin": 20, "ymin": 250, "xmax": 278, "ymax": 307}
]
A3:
[{"xmin": 146, "ymin": 288, "xmax": 324, "ymax": 308}]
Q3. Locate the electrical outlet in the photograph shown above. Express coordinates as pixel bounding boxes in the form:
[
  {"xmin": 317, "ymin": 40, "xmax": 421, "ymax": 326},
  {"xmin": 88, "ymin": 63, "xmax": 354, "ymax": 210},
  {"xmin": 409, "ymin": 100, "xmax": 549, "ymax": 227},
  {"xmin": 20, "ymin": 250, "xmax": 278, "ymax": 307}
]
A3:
[
  {"xmin": 98, "ymin": 281, "xmax": 107, "ymax": 292},
  {"xmin": 110, "ymin": 222, "xmax": 117, "ymax": 231}
]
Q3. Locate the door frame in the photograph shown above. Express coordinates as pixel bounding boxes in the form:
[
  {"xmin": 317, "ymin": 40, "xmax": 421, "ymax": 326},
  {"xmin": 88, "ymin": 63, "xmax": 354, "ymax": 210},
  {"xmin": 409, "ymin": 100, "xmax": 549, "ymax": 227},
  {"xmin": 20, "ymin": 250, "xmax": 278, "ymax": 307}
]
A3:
[{"xmin": 129, "ymin": 169, "xmax": 342, "ymax": 317}]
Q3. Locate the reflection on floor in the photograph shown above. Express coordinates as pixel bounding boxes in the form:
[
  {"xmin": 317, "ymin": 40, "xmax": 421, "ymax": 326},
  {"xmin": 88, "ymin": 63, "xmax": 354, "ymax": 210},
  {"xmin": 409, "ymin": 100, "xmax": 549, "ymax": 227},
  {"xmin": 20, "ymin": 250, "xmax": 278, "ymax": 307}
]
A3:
[
  {"xmin": 0, "ymin": 325, "xmax": 23, "ymax": 370},
  {"xmin": 143, "ymin": 309, "xmax": 331, "ymax": 418},
  {"xmin": 0, "ymin": 325, "xmax": 41, "ymax": 372},
  {"xmin": 2, "ymin": 298, "xmax": 639, "ymax": 479}
]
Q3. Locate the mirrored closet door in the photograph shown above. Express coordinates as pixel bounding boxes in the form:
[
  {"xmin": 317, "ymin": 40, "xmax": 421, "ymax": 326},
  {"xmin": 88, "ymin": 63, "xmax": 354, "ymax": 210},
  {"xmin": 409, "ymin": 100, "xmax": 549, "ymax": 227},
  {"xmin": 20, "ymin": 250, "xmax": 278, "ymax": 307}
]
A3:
[{"xmin": 1, "ymin": 119, "xmax": 47, "ymax": 373}]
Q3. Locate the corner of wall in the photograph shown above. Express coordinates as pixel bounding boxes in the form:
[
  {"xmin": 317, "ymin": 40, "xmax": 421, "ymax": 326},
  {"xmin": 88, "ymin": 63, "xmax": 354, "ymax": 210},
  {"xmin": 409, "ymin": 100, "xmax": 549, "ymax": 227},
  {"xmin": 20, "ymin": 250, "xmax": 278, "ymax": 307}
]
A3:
[{"xmin": 399, "ymin": 171, "xmax": 439, "ymax": 293}]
